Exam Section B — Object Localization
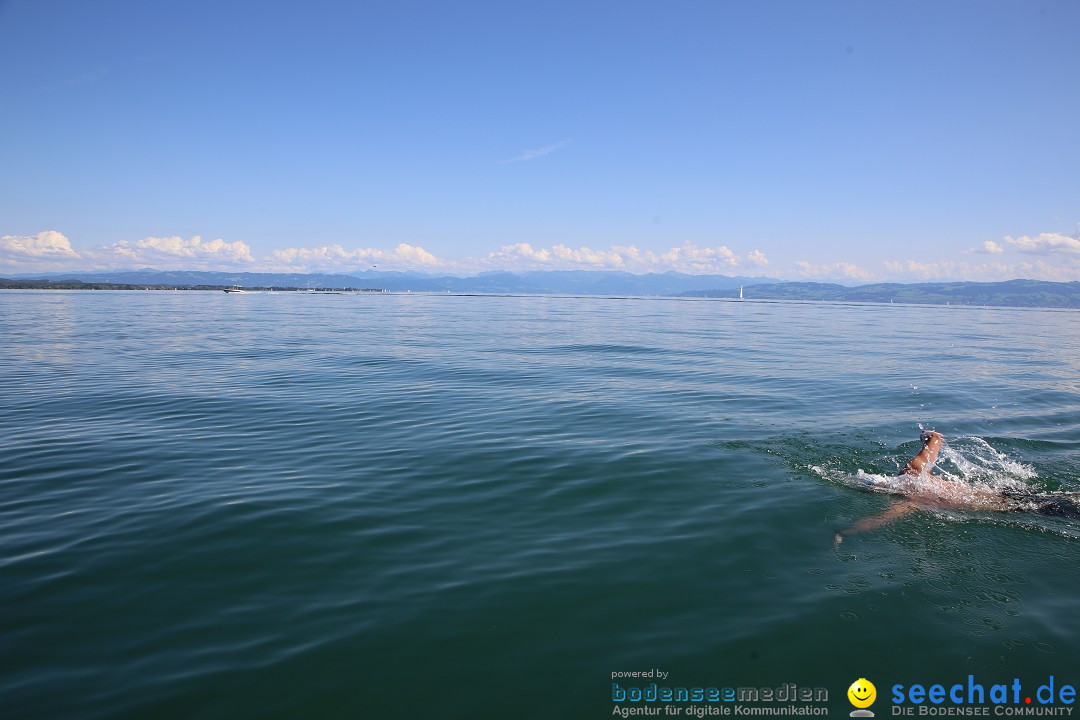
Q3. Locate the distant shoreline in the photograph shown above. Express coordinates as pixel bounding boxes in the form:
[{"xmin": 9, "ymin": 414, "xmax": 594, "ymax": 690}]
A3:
[
  {"xmin": 4, "ymin": 271, "xmax": 1078, "ymax": 309},
  {"xmin": 2, "ymin": 282, "xmax": 1078, "ymax": 311},
  {"xmin": 0, "ymin": 280, "xmax": 386, "ymax": 293}
]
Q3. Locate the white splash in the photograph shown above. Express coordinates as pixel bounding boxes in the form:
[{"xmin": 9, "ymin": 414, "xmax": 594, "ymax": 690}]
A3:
[
  {"xmin": 935, "ymin": 436, "xmax": 1036, "ymax": 489},
  {"xmin": 817, "ymin": 435, "xmax": 1038, "ymax": 500}
]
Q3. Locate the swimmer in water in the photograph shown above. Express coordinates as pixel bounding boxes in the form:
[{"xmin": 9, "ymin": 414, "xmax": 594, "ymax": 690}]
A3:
[{"xmin": 834, "ymin": 430, "xmax": 1080, "ymax": 546}]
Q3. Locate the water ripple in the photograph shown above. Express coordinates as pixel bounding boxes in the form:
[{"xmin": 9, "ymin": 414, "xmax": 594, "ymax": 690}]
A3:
[{"xmin": 1, "ymin": 292, "xmax": 1078, "ymax": 718}]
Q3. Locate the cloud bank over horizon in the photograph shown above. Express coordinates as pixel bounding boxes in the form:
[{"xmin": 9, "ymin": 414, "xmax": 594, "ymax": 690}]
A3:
[
  {"xmin": 3, "ymin": 230, "xmax": 1080, "ymax": 283},
  {"xmin": 0, "ymin": 232, "xmax": 775, "ymax": 277}
]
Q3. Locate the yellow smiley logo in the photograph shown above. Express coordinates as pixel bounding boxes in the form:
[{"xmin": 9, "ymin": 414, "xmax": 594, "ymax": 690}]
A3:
[{"xmin": 848, "ymin": 678, "xmax": 876, "ymax": 709}]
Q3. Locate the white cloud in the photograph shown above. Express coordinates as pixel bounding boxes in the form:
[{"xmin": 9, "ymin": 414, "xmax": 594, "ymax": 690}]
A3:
[
  {"xmin": 484, "ymin": 242, "xmax": 628, "ymax": 270},
  {"xmin": 0, "ymin": 231, "xmax": 783, "ymax": 277},
  {"xmin": 793, "ymin": 261, "xmax": 874, "ymax": 281},
  {"xmin": 968, "ymin": 232, "xmax": 1080, "ymax": 256},
  {"xmin": 102, "ymin": 235, "xmax": 255, "ymax": 268},
  {"xmin": 477, "ymin": 241, "xmax": 762, "ymax": 274},
  {"xmin": 883, "ymin": 260, "xmax": 963, "ymax": 280},
  {"xmin": 1005, "ymin": 232, "xmax": 1080, "ymax": 255},
  {"xmin": 502, "ymin": 140, "xmax": 572, "ymax": 163},
  {"xmin": 28, "ymin": 230, "xmax": 1080, "ymax": 281},
  {"xmin": 0, "ymin": 232, "xmax": 257, "ymax": 272},
  {"xmin": 660, "ymin": 242, "xmax": 739, "ymax": 272},
  {"xmin": 929, "ymin": 230, "xmax": 1080, "ymax": 280},
  {"xmin": 267, "ymin": 243, "xmax": 440, "ymax": 272},
  {"xmin": 883, "ymin": 257, "xmax": 1080, "ymax": 282},
  {"xmin": 746, "ymin": 249, "xmax": 769, "ymax": 267},
  {"xmin": 0, "ymin": 231, "xmax": 81, "ymax": 266}
]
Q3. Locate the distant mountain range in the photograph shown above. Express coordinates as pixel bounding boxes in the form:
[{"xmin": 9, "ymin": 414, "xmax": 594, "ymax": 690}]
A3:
[
  {"xmin": 682, "ymin": 279, "xmax": 1080, "ymax": 308},
  {"xmin": 4, "ymin": 270, "xmax": 1079, "ymax": 308},
  {"xmin": 9, "ymin": 269, "xmax": 777, "ymax": 295}
]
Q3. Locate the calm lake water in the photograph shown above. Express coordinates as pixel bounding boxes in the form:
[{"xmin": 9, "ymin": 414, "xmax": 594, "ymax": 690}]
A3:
[{"xmin": 1, "ymin": 291, "xmax": 1078, "ymax": 719}]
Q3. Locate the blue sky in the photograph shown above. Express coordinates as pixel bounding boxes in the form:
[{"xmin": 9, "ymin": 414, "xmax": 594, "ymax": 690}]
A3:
[{"xmin": 2, "ymin": 0, "xmax": 1078, "ymax": 281}]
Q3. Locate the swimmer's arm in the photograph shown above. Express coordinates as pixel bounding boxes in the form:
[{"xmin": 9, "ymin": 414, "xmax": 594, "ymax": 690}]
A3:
[
  {"xmin": 833, "ymin": 501, "xmax": 919, "ymax": 547},
  {"xmin": 902, "ymin": 431, "xmax": 943, "ymax": 476}
]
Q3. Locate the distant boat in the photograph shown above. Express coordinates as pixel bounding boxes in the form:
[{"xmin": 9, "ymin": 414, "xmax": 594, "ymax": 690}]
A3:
[
  {"xmin": 223, "ymin": 286, "xmax": 247, "ymax": 294},
  {"xmin": 739, "ymin": 286, "xmax": 744, "ymax": 300}
]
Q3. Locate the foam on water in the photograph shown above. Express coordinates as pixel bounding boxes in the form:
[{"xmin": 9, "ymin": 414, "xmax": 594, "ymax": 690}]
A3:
[{"xmin": 814, "ymin": 435, "xmax": 1036, "ymax": 493}]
